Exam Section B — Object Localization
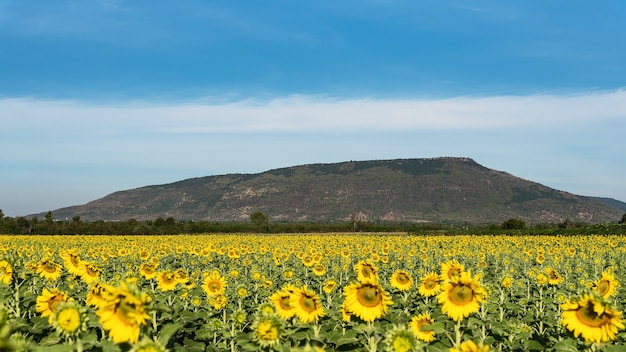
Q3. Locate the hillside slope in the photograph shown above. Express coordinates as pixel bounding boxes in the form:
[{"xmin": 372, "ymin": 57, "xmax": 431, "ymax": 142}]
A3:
[{"xmin": 46, "ymin": 157, "xmax": 624, "ymax": 224}]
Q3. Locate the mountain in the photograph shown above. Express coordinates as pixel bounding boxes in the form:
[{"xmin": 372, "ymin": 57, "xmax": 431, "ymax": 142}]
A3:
[{"xmin": 43, "ymin": 157, "xmax": 624, "ymax": 224}]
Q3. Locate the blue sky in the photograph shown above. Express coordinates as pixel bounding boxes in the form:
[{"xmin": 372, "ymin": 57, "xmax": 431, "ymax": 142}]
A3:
[{"xmin": 1, "ymin": 0, "xmax": 625, "ymax": 217}]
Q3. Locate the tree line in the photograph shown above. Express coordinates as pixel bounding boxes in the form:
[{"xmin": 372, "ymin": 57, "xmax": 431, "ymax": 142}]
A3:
[{"xmin": 0, "ymin": 209, "xmax": 624, "ymax": 235}]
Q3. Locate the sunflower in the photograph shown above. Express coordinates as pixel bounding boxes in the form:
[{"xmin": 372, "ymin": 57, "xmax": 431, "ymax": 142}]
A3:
[
  {"xmin": 79, "ymin": 262, "xmax": 101, "ymax": 284},
  {"xmin": 437, "ymin": 271, "xmax": 487, "ymax": 322},
  {"xmin": 139, "ymin": 263, "xmax": 158, "ymax": 280},
  {"xmin": 354, "ymin": 260, "xmax": 379, "ymax": 282},
  {"xmin": 561, "ymin": 293, "xmax": 624, "ymax": 343},
  {"xmin": 202, "ymin": 271, "xmax": 227, "ymax": 297},
  {"xmin": 545, "ymin": 267, "xmax": 564, "ymax": 286},
  {"xmin": 594, "ymin": 270, "xmax": 619, "ymax": 298},
  {"xmin": 450, "ymin": 340, "xmax": 490, "ymax": 352},
  {"xmin": 51, "ymin": 301, "xmax": 88, "ymax": 339},
  {"xmin": 390, "ymin": 270, "xmax": 413, "ymax": 292},
  {"xmin": 60, "ymin": 249, "xmax": 84, "ymax": 276},
  {"xmin": 156, "ymin": 271, "xmax": 178, "ymax": 292},
  {"xmin": 323, "ymin": 279, "xmax": 338, "ymax": 294},
  {"xmin": 409, "ymin": 313, "xmax": 436, "ymax": 342},
  {"xmin": 257, "ymin": 302, "xmax": 277, "ymax": 316},
  {"xmin": 86, "ymin": 282, "xmax": 114, "ymax": 309},
  {"xmin": 174, "ymin": 269, "xmax": 189, "ymax": 284},
  {"xmin": 418, "ymin": 272, "xmax": 442, "ymax": 297},
  {"xmin": 209, "ymin": 294, "xmax": 228, "ymax": 311},
  {"xmin": 36, "ymin": 288, "xmax": 72, "ymax": 322},
  {"xmin": 96, "ymin": 283, "xmax": 151, "ymax": 344},
  {"xmin": 237, "ymin": 286, "xmax": 249, "ymax": 298},
  {"xmin": 384, "ymin": 325, "xmax": 420, "ymax": 352},
  {"xmin": 500, "ymin": 276, "xmax": 512, "ymax": 289},
  {"xmin": 535, "ymin": 273, "xmax": 548, "ymax": 285},
  {"xmin": 440, "ymin": 260, "xmax": 464, "ymax": 281},
  {"xmin": 0, "ymin": 260, "xmax": 13, "ymax": 285},
  {"xmin": 36, "ymin": 258, "xmax": 63, "ymax": 281},
  {"xmin": 343, "ymin": 279, "xmax": 393, "ymax": 322},
  {"xmin": 290, "ymin": 286, "xmax": 325, "ymax": 323},
  {"xmin": 269, "ymin": 287, "xmax": 296, "ymax": 319},
  {"xmin": 312, "ymin": 264, "xmax": 326, "ymax": 276},
  {"xmin": 251, "ymin": 314, "xmax": 284, "ymax": 348}
]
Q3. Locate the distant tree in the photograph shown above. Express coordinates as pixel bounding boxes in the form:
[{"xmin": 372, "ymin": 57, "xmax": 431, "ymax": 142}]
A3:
[
  {"xmin": 619, "ymin": 213, "xmax": 626, "ymax": 224},
  {"xmin": 250, "ymin": 212, "xmax": 269, "ymax": 232},
  {"xmin": 0, "ymin": 209, "xmax": 4, "ymax": 219},
  {"xmin": 501, "ymin": 218, "xmax": 526, "ymax": 230},
  {"xmin": 45, "ymin": 211, "xmax": 53, "ymax": 225}
]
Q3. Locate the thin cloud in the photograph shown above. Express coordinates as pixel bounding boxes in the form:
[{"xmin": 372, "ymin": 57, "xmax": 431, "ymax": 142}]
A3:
[{"xmin": 2, "ymin": 90, "xmax": 625, "ymax": 135}]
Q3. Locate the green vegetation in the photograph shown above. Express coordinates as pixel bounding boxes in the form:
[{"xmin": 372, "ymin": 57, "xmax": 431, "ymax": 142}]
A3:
[{"xmin": 1, "ymin": 209, "xmax": 625, "ymax": 235}]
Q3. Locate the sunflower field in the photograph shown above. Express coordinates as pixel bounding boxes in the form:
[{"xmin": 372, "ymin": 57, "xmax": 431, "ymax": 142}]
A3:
[{"xmin": 0, "ymin": 233, "xmax": 625, "ymax": 352}]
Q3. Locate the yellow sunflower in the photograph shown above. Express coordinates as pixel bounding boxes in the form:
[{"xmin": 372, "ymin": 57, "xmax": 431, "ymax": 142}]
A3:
[
  {"xmin": 545, "ymin": 267, "xmax": 564, "ymax": 286},
  {"xmin": 96, "ymin": 283, "xmax": 151, "ymax": 344},
  {"xmin": 354, "ymin": 260, "xmax": 379, "ymax": 282},
  {"xmin": 209, "ymin": 293, "xmax": 228, "ymax": 311},
  {"xmin": 60, "ymin": 248, "xmax": 84, "ymax": 276},
  {"xmin": 156, "ymin": 271, "xmax": 179, "ymax": 292},
  {"xmin": 202, "ymin": 270, "xmax": 227, "ymax": 297},
  {"xmin": 139, "ymin": 263, "xmax": 158, "ymax": 280},
  {"xmin": 390, "ymin": 269, "xmax": 413, "ymax": 292},
  {"xmin": 36, "ymin": 258, "xmax": 63, "ymax": 281},
  {"xmin": 418, "ymin": 272, "xmax": 442, "ymax": 297},
  {"xmin": 269, "ymin": 287, "xmax": 297, "ymax": 319},
  {"xmin": 0, "ymin": 260, "xmax": 13, "ymax": 285},
  {"xmin": 594, "ymin": 270, "xmax": 619, "ymax": 298},
  {"xmin": 36, "ymin": 288, "xmax": 72, "ymax": 322},
  {"xmin": 409, "ymin": 313, "xmax": 436, "ymax": 342},
  {"xmin": 561, "ymin": 293, "xmax": 624, "ymax": 343},
  {"xmin": 450, "ymin": 340, "xmax": 490, "ymax": 352},
  {"xmin": 343, "ymin": 279, "xmax": 393, "ymax": 322},
  {"xmin": 440, "ymin": 260, "xmax": 464, "ymax": 282},
  {"xmin": 86, "ymin": 282, "xmax": 114, "ymax": 309},
  {"xmin": 312, "ymin": 264, "xmax": 326, "ymax": 277},
  {"xmin": 290, "ymin": 286, "xmax": 325, "ymax": 323},
  {"xmin": 437, "ymin": 271, "xmax": 487, "ymax": 322},
  {"xmin": 51, "ymin": 301, "xmax": 88, "ymax": 339},
  {"xmin": 79, "ymin": 262, "xmax": 101, "ymax": 284},
  {"xmin": 323, "ymin": 279, "xmax": 338, "ymax": 294}
]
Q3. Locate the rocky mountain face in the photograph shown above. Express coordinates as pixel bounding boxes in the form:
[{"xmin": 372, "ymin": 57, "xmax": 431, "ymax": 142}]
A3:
[{"xmin": 44, "ymin": 157, "xmax": 624, "ymax": 224}]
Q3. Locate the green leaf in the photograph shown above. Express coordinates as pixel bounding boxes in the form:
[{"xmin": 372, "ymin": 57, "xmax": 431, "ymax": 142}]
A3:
[
  {"xmin": 553, "ymin": 339, "xmax": 578, "ymax": 352},
  {"xmin": 159, "ymin": 322, "xmax": 184, "ymax": 345},
  {"xmin": 422, "ymin": 321, "xmax": 446, "ymax": 334},
  {"xmin": 524, "ymin": 339, "xmax": 544, "ymax": 351}
]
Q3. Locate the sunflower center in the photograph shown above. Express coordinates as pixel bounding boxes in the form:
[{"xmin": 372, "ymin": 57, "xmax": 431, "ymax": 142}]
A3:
[
  {"xmin": 86, "ymin": 265, "xmax": 99, "ymax": 277},
  {"xmin": 361, "ymin": 265, "xmax": 374, "ymax": 278},
  {"xmin": 299, "ymin": 295, "xmax": 317, "ymax": 312},
  {"xmin": 209, "ymin": 281, "xmax": 221, "ymax": 292},
  {"xmin": 143, "ymin": 265, "xmax": 155, "ymax": 274},
  {"xmin": 43, "ymin": 261, "xmax": 57, "ymax": 273},
  {"xmin": 116, "ymin": 297, "xmax": 140, "ymax": 325},
  {"xmin": 48, "ymin": 295, "xmax": 66, "ymax": 312},
  {"xmin": 576, "ymin": 302, "xmax": 611, "ymax": 328},
  {"xmin": 448, "ymin": 268, "xmax": 461, "ymax": 279},
  {"xmin": 356, "ymin": 285, "xmax": 382, "ymax": 307},
  {"xmin": 57, "ymin": 307, "xmax": 81, "ymax": 332},
  {"xmin": 163, "ymin": 274, "xmax": 176, "ymax": 284},
  {"xmin": 449, "ymin": 284, "xmax": 473, "ymax": 305},
  {"xmin": 396, "ymin": 273, "xmax": 409, "ymax": 284},
  {"xmin": 424, "ymin": 279, "xmax": 438, "ymax": 290},
  {"xmin": 596, "ymin": 280, "xmax": 610, "ymax": 296},
  {"xmin": 279, "ymin": 296, "xmax": 292, "ymax": 310},
  {"xmin": 257, "ymin": 320, "xmax": 279, "ymax": 340},
  {"xmin": 70, "ymin": 255, "xmax": 81, "ymax": 267}
]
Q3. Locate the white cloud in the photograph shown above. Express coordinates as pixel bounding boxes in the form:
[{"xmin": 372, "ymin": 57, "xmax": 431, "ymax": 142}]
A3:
[{"xmin": 2, "ymin": 90, "xmax": 625, "ymax": 135}]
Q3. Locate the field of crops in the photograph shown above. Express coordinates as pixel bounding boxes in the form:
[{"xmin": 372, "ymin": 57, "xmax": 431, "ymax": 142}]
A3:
[{"xmin": 0, "ymin": 233, "xmax": 624, "ymax": 352}]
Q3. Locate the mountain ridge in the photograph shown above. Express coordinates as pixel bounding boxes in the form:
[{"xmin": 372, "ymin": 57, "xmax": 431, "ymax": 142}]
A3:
[{"xmin": 41, "ymin": 157, "xmax": 625, "ymax": 224}]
